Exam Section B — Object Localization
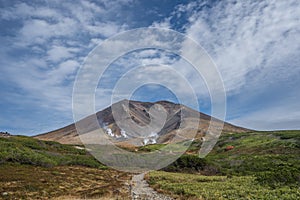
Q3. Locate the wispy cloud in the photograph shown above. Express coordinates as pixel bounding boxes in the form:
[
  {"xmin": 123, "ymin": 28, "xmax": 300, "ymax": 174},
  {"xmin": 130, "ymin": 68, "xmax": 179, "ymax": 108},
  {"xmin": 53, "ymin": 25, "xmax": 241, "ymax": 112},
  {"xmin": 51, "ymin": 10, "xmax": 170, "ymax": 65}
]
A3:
[
  {"xmin": 0, "ymin": 0, "xmax": 299, "ymax": 134},
  {"xmin": 0, "ymin": 0, "xmax": 131, "ymax": 134},
  {"xmin": 172, "ymin": 0, "xmax": 300, "ymax": 94},
  {"xmin": 161, "ymin": 0, "xmax": 300, "ymax": 129}
]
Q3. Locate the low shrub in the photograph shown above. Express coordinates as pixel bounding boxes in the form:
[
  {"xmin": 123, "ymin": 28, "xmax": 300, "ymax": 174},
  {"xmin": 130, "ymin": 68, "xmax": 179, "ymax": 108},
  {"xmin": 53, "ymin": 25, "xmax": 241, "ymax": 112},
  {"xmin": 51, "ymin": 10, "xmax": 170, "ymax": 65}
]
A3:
[
  {"xmin": 255, "ymin": 166, "xmax": 300, "ymax": 187},
  {"xmin": 163, "ymin": 154, "xmax": 207, "ymax": 172}
]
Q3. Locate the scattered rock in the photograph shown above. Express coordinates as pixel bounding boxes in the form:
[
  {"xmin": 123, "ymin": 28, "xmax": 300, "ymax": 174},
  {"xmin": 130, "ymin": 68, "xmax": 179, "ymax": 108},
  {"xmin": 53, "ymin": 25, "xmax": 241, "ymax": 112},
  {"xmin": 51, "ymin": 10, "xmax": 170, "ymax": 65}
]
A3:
[{"xmin": 2, "ymin": 192, "xmax": 8, "ymax": 196}]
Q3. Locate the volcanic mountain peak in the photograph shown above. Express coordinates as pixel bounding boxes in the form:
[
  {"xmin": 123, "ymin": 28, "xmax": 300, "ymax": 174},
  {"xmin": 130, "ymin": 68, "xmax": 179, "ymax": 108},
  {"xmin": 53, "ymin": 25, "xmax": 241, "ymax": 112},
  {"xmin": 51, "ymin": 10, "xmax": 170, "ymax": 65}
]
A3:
[{"xmin": 35, "ymin": 100, "xmax": 249, "ymax": 145}]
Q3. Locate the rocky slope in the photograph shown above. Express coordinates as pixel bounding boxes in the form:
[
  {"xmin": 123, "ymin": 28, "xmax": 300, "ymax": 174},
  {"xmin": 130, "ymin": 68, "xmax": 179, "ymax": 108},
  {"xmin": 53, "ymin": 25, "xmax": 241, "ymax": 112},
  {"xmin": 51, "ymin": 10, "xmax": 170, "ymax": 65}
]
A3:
[{"xmin": 35, "ymin": 100, "xmax": 249, "ymax": 146}]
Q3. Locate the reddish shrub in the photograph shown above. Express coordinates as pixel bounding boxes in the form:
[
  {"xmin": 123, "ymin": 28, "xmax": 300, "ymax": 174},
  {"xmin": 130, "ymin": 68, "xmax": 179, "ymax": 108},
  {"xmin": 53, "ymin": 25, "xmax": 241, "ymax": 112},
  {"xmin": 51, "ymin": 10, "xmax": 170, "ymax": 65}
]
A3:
[{"xmin": 225, "ymin": 145, "xmax": 234, "ymax": 151}]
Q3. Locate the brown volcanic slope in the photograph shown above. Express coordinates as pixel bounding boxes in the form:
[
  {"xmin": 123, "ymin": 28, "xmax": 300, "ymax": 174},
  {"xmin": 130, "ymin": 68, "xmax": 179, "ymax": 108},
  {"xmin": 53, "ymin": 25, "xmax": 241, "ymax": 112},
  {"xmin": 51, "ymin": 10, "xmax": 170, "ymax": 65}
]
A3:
[{"xmin": 35, "ymin": 100, "xmax": 249, "ymax": 145}]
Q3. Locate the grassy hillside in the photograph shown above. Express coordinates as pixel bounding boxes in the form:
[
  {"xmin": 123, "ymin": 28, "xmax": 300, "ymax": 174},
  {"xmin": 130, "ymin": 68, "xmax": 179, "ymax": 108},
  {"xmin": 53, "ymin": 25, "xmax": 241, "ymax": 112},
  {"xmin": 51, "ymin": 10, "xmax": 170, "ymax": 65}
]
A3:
[
  {"xmin": 205, "ymin": 131, "xmax": 300, "ymax": 182},
  {"xmin": 0, "ymin": 136, "xmax": 131, "ymax": 199},
  {"xmin": 0, "ymin": 131, "xmax": 299, "ymax": 199},
  {"xmin": 0, "ymin": 136, "xmax": 105, "ymax": 168},
  {"xmin": 147, "ymin": 130, "xmax": 300, "ymax": 199}
]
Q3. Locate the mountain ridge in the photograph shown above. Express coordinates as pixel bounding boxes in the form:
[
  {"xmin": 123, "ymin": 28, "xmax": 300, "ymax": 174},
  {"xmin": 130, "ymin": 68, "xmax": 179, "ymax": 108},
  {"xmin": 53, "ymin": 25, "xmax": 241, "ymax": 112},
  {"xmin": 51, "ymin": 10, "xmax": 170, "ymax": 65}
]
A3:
[{"xmin": 35, "ymin": 99, "xmax": 250, "ymax": 145}]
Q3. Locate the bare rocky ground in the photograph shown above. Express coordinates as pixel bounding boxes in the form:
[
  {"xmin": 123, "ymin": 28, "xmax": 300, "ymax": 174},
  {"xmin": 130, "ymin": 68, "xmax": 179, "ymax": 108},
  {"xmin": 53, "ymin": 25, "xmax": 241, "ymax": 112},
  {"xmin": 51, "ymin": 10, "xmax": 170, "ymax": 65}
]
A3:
[{"xmin": 130, "ymin": 173, "xmax": 173, "ymax": 200}]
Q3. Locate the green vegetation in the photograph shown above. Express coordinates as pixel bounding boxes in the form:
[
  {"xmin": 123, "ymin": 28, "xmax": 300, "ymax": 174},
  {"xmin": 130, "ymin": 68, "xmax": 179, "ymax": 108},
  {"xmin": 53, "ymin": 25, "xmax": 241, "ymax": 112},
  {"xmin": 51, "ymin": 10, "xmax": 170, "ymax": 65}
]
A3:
[
  {"xmin": 163, "ymin": 154, "xmax": 207, "ymax": 173},
  {"xmin": 147, "ymin": 130, "xmax": 300, "ymax": 199},
  {"xmin": 1, "ymin": 130, "xmax": 299, "ymax": 199},
  {"xmin": 147, "ymin": 171, "xmax": 300, "ymax": 200},
  {"xmin": 205, "ymin": 131, "xmax": 300, "ymax": 185},
  {"xmin": 0, "ymin": 136, "xmax": 133, "ymax": 199},
  {"xmin": 0, "ymin": 136, "xmax": 106, "ymax": 168},
  {"xmin": 138, "ymin": 142, "xmax": 190, "ymax": 153},
  {"xmin": 255, "ymin": 166, "xmax": 300, "ymax": 188}
]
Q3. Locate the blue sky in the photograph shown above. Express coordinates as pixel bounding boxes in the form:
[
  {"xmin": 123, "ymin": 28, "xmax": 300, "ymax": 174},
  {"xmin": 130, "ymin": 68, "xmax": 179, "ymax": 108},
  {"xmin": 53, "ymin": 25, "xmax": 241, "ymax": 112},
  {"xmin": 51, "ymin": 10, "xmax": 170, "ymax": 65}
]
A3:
[{"xmin": 0, "ymin": 0, "xmax": 299, "ymax": 136}]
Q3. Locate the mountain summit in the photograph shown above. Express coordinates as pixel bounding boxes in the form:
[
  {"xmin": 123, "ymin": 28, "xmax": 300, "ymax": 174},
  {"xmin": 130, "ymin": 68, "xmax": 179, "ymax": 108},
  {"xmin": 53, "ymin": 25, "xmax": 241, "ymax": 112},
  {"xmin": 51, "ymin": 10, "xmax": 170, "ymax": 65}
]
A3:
[{"xmin": 35, "ymin": 100, "xmax": 249, "ymax": 145}]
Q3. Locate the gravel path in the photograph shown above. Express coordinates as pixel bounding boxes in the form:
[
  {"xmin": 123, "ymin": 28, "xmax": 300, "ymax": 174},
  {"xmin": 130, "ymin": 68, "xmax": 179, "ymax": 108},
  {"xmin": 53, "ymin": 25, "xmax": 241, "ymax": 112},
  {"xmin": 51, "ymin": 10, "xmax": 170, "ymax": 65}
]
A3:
[{"xmin": 131, "ymin": 173, "xmax": 174, "ymax": 200}]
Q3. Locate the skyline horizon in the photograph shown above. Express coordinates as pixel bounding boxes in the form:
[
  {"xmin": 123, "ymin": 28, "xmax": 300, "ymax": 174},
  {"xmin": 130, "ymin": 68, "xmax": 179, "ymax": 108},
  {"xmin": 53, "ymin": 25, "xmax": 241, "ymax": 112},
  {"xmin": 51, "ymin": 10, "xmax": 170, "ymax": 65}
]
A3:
[
  {"xmin": 5, "ymin": 98, "xmax": 299, "ymax": 137},
  {"xmin": 1, "ymin": 0, "xmax": 299, "ymax": 135}
]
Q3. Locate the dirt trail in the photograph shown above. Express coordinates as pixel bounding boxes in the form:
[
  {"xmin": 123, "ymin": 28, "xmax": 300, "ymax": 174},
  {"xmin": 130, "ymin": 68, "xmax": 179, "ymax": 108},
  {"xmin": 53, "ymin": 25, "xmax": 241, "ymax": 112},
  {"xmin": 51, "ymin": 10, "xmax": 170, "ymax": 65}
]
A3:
[{"xmin": 130, "ymin": 173, "xmax": 173, "ymax": 200}]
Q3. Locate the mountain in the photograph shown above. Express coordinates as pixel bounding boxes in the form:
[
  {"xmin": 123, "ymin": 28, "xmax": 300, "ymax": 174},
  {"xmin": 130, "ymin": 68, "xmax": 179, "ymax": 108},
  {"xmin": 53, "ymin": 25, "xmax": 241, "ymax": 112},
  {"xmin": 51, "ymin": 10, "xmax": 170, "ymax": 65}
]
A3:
[{"xmin": 35, "ymin": 100, "xmax": 249, "ymax": 146}]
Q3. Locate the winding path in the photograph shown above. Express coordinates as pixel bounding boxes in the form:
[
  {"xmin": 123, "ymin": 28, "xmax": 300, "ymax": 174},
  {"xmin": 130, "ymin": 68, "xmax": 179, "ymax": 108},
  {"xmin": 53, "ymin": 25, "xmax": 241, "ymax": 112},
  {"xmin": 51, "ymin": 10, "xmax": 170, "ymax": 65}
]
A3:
[{"xmin": 130, "ymin": 173, "xmax": 173, "ymax": 200}]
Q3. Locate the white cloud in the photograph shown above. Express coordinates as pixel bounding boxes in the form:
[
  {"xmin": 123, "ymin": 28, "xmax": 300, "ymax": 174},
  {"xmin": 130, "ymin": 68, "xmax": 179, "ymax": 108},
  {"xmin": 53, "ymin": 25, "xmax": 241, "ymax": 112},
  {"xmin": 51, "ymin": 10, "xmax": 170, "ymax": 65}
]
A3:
[
  {"xmin": 132, "ymin": 0, "xmax": 299, "ymax": 129},
  {"xmin": 182, "ymin": 0, "xmax": 300, "ymax": 94},
  {"xmin": 151, "ymin": 17, "xmax": 171, "ymax": 29},
  {"xmin": 1, "ymin": 2, "xmax": 59, "ymax": 20},
  {"xmin": 1, "ymin": 0, "xmax": 299, "ymax": 133},
  {"xmin": 48, "ymin": 60, "xmax": 80, "ymax": 83},
  {"xmin": 86, "ymin": 22, "xmax": 127, "ymax": 37},
  {"xmin": 47, "ymin": 45, "xmax": 77, "ymax": 63},
  {"xmin": 0, "ymin": 0, "xmax": 130, "ymax": 101}
]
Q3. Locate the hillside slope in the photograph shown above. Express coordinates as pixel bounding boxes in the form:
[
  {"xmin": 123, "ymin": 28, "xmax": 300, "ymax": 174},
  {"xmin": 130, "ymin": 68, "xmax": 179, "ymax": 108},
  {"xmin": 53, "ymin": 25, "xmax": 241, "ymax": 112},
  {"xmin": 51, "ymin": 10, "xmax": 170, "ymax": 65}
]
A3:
[
  {"xmin": 35, "ymin": 100, "xmax": 249, "ymax": 145},
  {"xmin": 0, "ymin": 135, "xmax": 131, "ymax": 199},
  {"xmin": 147, "ymin": 130, "xmax": 300, "ymax": 199}
]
